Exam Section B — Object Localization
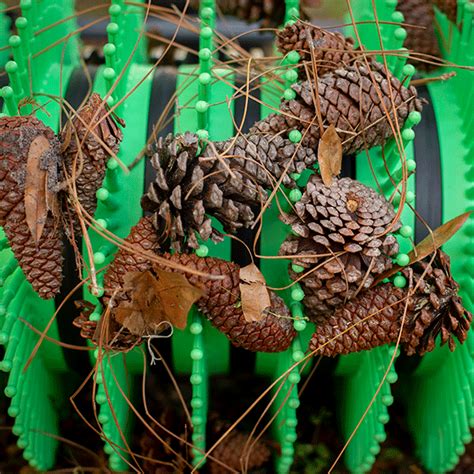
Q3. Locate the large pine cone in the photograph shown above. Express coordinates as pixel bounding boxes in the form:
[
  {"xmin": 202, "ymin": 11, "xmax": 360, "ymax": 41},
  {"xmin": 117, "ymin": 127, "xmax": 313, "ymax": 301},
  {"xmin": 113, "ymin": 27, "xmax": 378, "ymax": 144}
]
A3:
[
  {"xmin": 310, "ymin": 251, "xmax": 472, "ymax": 357},
  {"xmin": 78, "ymin": 216, "xmax": 295, "ymax": 353},
  {"xmin": 208, "ymin": 430, "xmax": 271, "ymax": 474},
  {"xmin": 192, "ymin": 0, "xmax": 286, "ymax": 27},
  {"xmin": 250, "ymin": 61, "xmax": 423, "ymax": 155},
  {"xmin": 397, "ymin": 0, "xmax": 441, "ymax": 71},
  {"xmin": 61, "ymin": 93, "xmax": 123, "ymax": 237},
  {"xmin": 0, "ymin": 115, "xmax": 63, "ymax": 299},
  {"xmin": 277, "ymin": 21, "xmax": 357, "ymax": 76},
  {"xmin": 142, "ymin": 132, "xmax": 317, "ymax": 251},
  {"xmin": 158, "ymin": 252, "xmax": 296, "ymax": 352},
  {"xmin": 280, "ymin": 175, "xmax": 400, "ymax": 317},
  {"xmin": 432, "ymin": 0, "xmax": 459, "ymax": 23}
]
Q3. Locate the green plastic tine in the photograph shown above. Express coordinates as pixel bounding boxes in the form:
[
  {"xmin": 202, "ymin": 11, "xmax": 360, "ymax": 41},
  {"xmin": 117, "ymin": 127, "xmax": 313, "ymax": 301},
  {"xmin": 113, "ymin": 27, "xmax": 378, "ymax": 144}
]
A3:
[
  {"xmin": 5, "ymin": 61, "xmax": 24, "ymax": 102},
  {"xmin": 1, "ymin": 85, "xmax": 17, "ymax": 116}
]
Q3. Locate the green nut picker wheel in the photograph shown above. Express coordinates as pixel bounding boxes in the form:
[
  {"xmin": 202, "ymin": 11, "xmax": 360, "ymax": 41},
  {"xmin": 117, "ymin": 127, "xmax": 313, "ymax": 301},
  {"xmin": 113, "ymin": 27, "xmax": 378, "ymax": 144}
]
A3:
[{"xmin": 0, "ymin": 1, "xmax": 472, "ymax": 473}]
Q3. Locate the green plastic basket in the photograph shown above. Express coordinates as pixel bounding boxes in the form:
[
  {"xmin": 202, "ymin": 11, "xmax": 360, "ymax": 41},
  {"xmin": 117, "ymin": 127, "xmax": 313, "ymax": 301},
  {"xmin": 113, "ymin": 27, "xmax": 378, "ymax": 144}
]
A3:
[{"xmin": 0, "ymin": 1, "xmax": 472, "ymax": 472}]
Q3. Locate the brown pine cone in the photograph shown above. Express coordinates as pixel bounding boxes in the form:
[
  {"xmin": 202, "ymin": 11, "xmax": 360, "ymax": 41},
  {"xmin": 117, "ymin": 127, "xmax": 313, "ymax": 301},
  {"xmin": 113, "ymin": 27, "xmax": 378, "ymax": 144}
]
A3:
[
  {"xmin": 79, "ymin": 216, "xmax": 295, "ymax": 353},
  {"xmin": 0, "ymin": 115, "xmax": 63, "ymax": 299},
  {"xmin": 397, "ymin": 0, "xmax": 441, "ymax": 71},
  {"xmin": 73, "ymin": 300, "xmax": 143, "ymax": 351},
  {"xmin": 432, "ymin": 0, "xmax": 459, "ymax": 23},
  {"xmin": 277, "ymin": 21, "xmax": 358, "ymax": 76},
  {"xmin": 158, "ymin": 253, "xmax": 296, "ymax": 352},
  {"xmin": 309, "ymin": 251, "xmax": 472, "ymax": 357},
  {"xmin": 401, "ymin": 250, "xmax": 472, "ymax": 355},
  {"xmin": 213, "ymin": 133, "xmax": 318, "ymax": 190},
  {"xmin": 280, "ymin": 175, "xmax": 400, "ymax": 317},
  {"xmin": 192, "ymin": 0, "xmax": 287, "ymax": 27},
  {"xmin": 208, "ymin": 430, "xmax": 271, "ymax": 474},
  {"xmin": 143, "ymin": 132, "xmax": 318, "ymax": 252},
  {"xmin": 250, "ymin": 61, "xmax": 423, "ymax": 155},
  {"xmin": 61, "ymin": 93, "xmax": 123, "ymax": 237}
]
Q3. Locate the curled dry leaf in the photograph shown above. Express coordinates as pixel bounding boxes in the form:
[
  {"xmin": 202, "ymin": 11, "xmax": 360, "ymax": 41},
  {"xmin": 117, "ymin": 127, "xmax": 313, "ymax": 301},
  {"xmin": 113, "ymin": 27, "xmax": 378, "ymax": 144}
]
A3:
[
  {"xmin": 24, "ymin": 134, "xmax": 59, "ymax": 244},
  {"xmin": 374, "ymin": 211, "xmax": 471, "ymax": 284},
  {"xmin": 115, "ymin": 269, "xmax": 204, "ymax": 336},
  {"xmin": 239, "ymin": 263, "xmax": 271, "ymax": 323},
  {"xmin": 317, "ymin": 124, "xmax": 342, "ymax": 186}
]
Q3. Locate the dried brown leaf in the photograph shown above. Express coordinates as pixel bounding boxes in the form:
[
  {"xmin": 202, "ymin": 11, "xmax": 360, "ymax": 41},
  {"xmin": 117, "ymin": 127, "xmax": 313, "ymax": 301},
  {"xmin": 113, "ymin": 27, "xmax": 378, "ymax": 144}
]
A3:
[
  {"xmin": 374, "ymin": 211, "xmax": 471, "ymax": 284},
  {"xmin": 24, "ymin": 134, "xmax": 54, "ymax": 243},
  {"xmin": 318, "ymin": 124, "xmax": 342, "ymax": 186},
  {"xmin": 239, "ymin": 263, "xmax": 271, "ymax": 322},
  {"xmin": 115, "ymin": 270, "xmax": 204, "ymax": 336},
  {"xmin": 153, "ymin": 266, "xmax": 204, "ymax": 329}
]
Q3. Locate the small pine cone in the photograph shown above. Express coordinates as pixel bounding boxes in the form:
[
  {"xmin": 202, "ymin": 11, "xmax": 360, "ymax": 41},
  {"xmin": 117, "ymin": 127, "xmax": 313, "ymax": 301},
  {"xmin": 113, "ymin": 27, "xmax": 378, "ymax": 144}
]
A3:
[
  {"xmin": 309, "ymin": 250, "xmax": 472, "ymax": 357},
  {"xmin": 432, "ymin": 0, "xmax": 459, "ymax": 23},
  {"xmin": 401, "ymin": 250, "xmax": 472, "ymax": 356},
  {"xmin": 208, "ymin": 431, "xmax": 271, "ymax": 474},
  {"xmin": 142, "ymin": 132, "xmax": 266, "ymax": 251},
  {"xmin": 397, "ymin": 0, "xmax": 441, "ymax": 71},
  {"xmin": 159, "ymin": 253, "xmax": 296, "ymax": 352},
  {"xmin": 73, "ymin": 300, "xmax": 143, "ymax": 351},
  {"xmin": 61, "ymin": 93, "xmax": 123, "ymax": 237},
  {"xmin": 277, "ymin": 21, "xmax": 357, "ymax": 76},
  {"xmin": 192, "ymin": 0, "xmax": 286, "ymax": 27},
  {"xmin": 0, "ymin": 115, "xmax": 63, "ymax": 299},
  {"xmin": 213, "ymin": 133, "xmax": 318, "ymax": 189},
  {"xmin": 280, "ymin": 175, "xmax": 400, "ymax": 317},
  {"xmin": 250, "ymin": 61, "xmax": 423, "ymax": 155}
]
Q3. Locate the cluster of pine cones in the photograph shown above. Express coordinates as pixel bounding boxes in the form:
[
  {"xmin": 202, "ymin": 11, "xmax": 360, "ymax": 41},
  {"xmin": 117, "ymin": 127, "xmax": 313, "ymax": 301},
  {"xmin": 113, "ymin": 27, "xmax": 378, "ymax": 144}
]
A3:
[
  {"xmin": 73, "ymin": 21, "xmax": 470, "ymax": 359},
  {"xmin": 1, "ymin": 19, "xmax": 470, "ymax": 359},
  {"xmin": 0, "ymin": 94, "xmax": 123, "ymax": 299}
]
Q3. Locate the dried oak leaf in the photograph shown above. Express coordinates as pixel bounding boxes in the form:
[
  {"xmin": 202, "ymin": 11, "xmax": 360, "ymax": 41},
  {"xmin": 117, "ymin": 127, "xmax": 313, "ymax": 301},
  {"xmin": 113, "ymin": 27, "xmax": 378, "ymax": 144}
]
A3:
[
  {"xmin": 375, "ymin": 211, "xmax": 471, "ymax": 284},
  {"xmin": 24, "ymin": 135, "xmax": 59, "ymax": 243},
  {"xmin": 115, "ymin": 270, "xmax": 204, "ymax": 336},
  {"xmin": 318, "ymin": 124, "xmax": 342, "ymax": 186},
  {"xmin": 239, "ymin": 263, "xmax": 271, "ymax": 323}
]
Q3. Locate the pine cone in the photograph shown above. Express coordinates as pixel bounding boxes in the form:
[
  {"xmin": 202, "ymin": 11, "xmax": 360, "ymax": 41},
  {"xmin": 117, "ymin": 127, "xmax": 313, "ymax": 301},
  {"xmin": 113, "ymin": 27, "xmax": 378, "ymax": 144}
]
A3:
[
  {"xmin": 192, "ymin": 0, "xmax": 286, "ymax": 27},
  {"xmin": 280, "ymin": 175, "xmax": 400, "ymax": 317},
  {"xmin": 143, "ymin": 132, "xmax": 317, "ymax": 251},
  {"xmin": 213, "ymin": 133, "xmax": 318, "ymax": 189},
  {"xmin": 309, "ymin": 251, "xmax": 472, "ymax": 357},
  {"xmin": 79, "ymin": 216, "xmax": 295, "ymax": 352},
  {"xmin": 157, "ymin": 253, "xmax": 296, "ymax": 352},
  {"xmin": 277, "ymin": 21, "xmax": 358, "ymax": 77},
  {"xmin": 250, "ymin": 61, "xmax": 423, "ymax": 155},
  {"xmin": 61, "ymin": 93, "xmax": 123, "ymax": 237},
  {"xmin": 208, "ymin": 430, "xmax": 271, "ymax": 474},
  {"xmin": 397, "ymin": 0, "xmax": 441, "ymax": 71},
  {"xmin": 432, "ymin": 0, "xmax": 459, "ymax": 23},
  {"xmin": 73, "ymin": 299, "xmax": 143, "ymax": 351},
  {"xmin": 0, "ymin": 115, "xmax": 63, "ymax": 299}
]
